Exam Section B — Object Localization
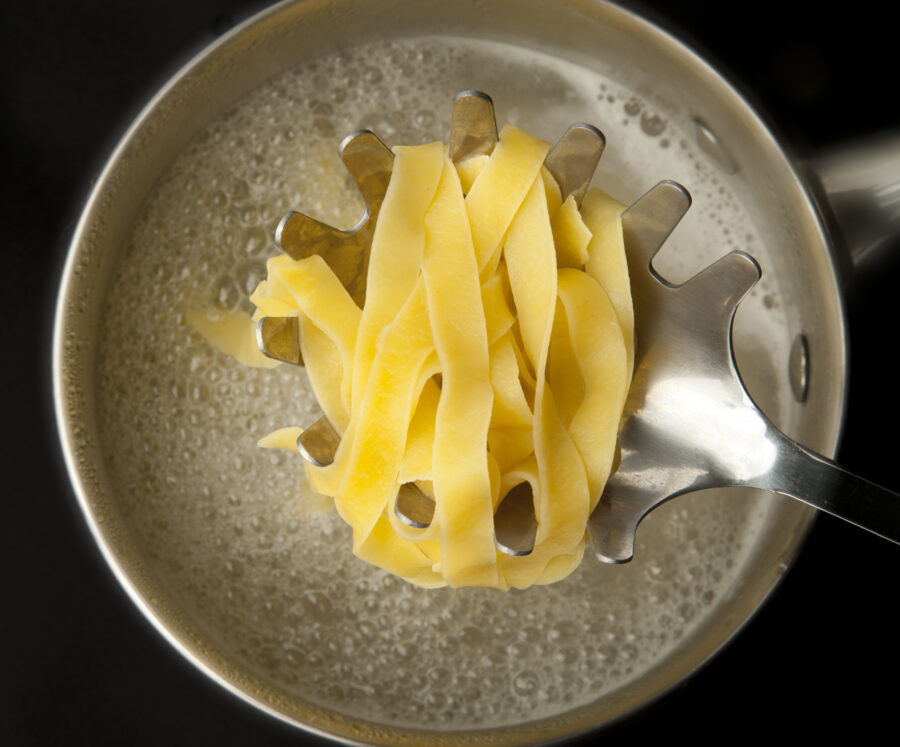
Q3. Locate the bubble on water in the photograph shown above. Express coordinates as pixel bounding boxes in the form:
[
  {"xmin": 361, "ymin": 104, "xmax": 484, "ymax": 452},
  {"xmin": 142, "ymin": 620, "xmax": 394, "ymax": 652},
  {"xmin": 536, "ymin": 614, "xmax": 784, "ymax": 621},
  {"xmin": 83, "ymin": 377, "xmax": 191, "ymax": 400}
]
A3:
[
  {"xmin": 513, "ymin": 670, "xmax": 540, "ymax": 697},
  {"xmin": 640, "ymin": 111, "xmax": 666, "ymax": 136},
  {"xmin": 234, "ymin": 259, "xmax": 267, "ymax": 296},
  {"xmin": 414, "ymin": 109, "xmax": 436, "ymax": 129},
  {"xmin": 624, "ymin": 97, "xmax": 642, "ymax": 116},
  {"xmin": 213, "ymin": 275, "xmax": 240, "ymax": 311}
]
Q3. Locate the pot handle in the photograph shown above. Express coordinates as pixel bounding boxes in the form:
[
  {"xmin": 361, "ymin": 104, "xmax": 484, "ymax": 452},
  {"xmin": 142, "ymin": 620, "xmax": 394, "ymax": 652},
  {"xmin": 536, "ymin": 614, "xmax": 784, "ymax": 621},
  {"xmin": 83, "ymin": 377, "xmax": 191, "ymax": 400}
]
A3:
[{"xmin": 805, "ymin": 132, "xmax": 900, "ymax": 267}]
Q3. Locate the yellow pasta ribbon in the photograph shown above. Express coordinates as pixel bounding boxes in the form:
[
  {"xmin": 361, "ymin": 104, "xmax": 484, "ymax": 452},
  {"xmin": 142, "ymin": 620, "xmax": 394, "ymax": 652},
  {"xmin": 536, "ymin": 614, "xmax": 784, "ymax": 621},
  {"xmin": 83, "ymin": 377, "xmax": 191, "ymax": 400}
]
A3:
[
  {"xmin": 422, "ymin": 155, "xmax": 497, "ymax": 587},
  {"xmin": 336, "ymin": 280, "xmax": 435, "ymax": 544},
  {"xmin": 351, "ymin": 142, "xmax": 444, "ymax": 410},
  {"xmin": 552, "ymin": 195, "xmax": 592, "ymax": 269},
  {"xmin": 503, "ymin": 174, "xmax": 590, "ymax": 567},
  {"xmin": 556, "ymin": 269, "xmax": 628, "ymax": 507},
  {"xmin": 466, "ymin": 125, "xmax": 550, "ymax": 274},
  {"xmin": 582, "ymin": 188, "xmax": 634, "ymax": 378}
]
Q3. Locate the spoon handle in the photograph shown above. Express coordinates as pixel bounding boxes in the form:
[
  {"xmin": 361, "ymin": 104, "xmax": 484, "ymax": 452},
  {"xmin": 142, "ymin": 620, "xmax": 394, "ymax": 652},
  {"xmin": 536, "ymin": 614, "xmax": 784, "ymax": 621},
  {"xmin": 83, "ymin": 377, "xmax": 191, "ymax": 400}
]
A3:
[{"xmin": 750, "ymin": 431, "xmax": 900, "ymax": 545}]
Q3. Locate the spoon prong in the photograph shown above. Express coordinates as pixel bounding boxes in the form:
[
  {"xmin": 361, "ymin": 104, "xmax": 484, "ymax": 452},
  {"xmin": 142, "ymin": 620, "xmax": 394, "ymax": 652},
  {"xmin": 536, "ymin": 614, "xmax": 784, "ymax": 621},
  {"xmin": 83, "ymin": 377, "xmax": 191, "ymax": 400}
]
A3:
[
  {"xmin": 296, "ymin": 416, "xmax": 341, "ymax": 468},
  {"xmin": 494, "ymin": 482, "xmax": 537, "ymax": 556},
  {"xmin": 257, "ymin": 316, "xmax": 303, "ymax": 366},
  {"xmin": 621, "ymin": 180, "xmax": 692, "ymax": 274},
  {"xmin": 395, "ymin": 485, "xmax": 436, "ymax": 529},
  {"xmin": 545, "ymin": 123, "xmax": 606, "ymax": 207},
  {"xmin": 449, "ymin": 90, "xmax": 498, "ymax": 162}
]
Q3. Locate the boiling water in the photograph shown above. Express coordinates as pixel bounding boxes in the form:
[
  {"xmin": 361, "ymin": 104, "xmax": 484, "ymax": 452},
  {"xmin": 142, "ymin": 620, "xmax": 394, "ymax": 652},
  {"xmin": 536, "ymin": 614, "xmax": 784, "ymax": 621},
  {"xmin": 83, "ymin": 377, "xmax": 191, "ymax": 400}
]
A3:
[{"xmin": 97, "ymin": 37, "xmax": 790, "ymax": 730}]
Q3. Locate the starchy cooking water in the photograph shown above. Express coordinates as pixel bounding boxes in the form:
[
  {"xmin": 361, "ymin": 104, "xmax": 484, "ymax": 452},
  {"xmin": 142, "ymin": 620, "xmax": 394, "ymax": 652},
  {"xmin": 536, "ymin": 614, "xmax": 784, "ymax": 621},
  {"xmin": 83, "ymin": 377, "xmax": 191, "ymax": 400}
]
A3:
[{"xmin": 96, "ymin": 37, "xmax": 791, "ymax": 730}]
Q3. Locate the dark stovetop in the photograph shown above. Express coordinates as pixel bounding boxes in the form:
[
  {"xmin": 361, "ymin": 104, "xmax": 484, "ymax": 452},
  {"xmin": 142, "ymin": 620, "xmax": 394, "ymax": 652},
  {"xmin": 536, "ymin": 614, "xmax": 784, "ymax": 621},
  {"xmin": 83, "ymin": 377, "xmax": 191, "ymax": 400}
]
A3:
[{"xmin": 2, "ymin": 2, "xmax": 898, "ymax": 745}]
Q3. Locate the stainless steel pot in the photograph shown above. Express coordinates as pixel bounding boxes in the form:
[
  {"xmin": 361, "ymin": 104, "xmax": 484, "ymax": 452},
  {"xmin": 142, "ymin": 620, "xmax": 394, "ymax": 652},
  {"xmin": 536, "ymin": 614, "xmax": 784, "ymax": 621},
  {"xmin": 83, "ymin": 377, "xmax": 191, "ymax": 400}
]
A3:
[{"xmin": 52, "ymin": 0, "xmax": 898, "ymax": 743}]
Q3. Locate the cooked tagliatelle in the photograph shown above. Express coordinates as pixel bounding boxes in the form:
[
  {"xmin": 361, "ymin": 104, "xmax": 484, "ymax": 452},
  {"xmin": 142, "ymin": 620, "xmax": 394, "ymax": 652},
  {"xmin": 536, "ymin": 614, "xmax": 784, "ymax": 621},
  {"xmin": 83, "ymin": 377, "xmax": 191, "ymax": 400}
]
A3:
[{"xmin": 250, "ymin": 125, "xmax": 632, "ymax": 589}]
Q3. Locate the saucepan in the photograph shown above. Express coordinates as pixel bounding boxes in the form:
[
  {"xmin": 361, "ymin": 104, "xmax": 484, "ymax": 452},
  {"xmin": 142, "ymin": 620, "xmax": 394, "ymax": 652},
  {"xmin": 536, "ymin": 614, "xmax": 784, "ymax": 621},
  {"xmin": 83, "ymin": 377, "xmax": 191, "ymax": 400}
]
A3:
[{"xmin": 52, "ymin": 0, "xmax": 898, "ymax": 743}]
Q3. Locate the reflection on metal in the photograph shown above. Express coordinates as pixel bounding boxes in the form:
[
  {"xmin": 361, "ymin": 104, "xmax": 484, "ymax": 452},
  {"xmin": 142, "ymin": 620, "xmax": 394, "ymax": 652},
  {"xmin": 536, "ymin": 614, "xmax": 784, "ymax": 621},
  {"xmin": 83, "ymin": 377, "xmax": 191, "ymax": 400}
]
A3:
[
  {"xmin": 545, "ymin": 124, "xmax": 606, "ymax": 207},
  {"xmin": 694, "ymin": 117, "xmax": 738, "ymax": 175},
  {"xmin": 789, "ymin": 333, "xmax": 810, "ymax": 403},
  {"xmin": 296, "ymin": 417, "xmax": 341, "ymax": 468},
  {"xmin": 256, "ymin": 316, "xmax": 302, "ymax": 366},
  {"xmin": 810, "ymin": 131, "xmax": 900, "ymax": 265},
  {"xmin": 395, "ymin": 484, "xmax": 436, "ymax": 529},
  {"xmin": 494, "ymin": 482, "xmax": 537, "ymax": 556},
  {"xmin": 449, "ymin": 90, "xmax": 498, "ymax": 162}
]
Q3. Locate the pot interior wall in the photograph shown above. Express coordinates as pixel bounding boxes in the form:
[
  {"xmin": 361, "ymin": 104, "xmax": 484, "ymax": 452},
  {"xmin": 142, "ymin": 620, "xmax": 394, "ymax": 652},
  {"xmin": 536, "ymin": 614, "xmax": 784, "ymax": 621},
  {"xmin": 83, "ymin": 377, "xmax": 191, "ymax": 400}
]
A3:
[{"xmin": 55, "ymin": 0, "xmax": 845, "ymax": 743}]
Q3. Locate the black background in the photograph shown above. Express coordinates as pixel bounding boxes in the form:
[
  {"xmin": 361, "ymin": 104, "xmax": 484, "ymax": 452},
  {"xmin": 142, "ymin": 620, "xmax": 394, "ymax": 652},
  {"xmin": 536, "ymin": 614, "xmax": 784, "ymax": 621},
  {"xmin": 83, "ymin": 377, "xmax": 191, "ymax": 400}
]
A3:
[{"xmin": 2, "ymin": 1, "xmax": 899, "ymax": 744}]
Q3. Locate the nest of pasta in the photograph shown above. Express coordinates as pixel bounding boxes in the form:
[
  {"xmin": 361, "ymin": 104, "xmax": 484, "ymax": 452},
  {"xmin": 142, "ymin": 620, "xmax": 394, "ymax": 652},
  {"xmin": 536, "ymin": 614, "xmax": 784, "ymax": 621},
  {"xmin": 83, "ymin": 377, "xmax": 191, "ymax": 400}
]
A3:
[{"xmin": 252, "ymin": 125, "xmax": 633, "ymax": 589}]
